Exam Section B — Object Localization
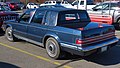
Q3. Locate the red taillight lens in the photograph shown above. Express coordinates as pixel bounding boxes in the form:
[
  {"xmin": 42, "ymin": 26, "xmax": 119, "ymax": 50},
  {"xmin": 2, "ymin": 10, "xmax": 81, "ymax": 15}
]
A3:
[
  {"xmin": 12, "ymin": 5, "xmax": 14, "ymax": 8},
  {"xmin": 78, "ymin": 28, "xmax": 84, "ymax": 30},
  {"xmin": 10, "ymin": 4, "xmax": 14, "ymax": 8},
  {"xmin": 76, "ymin": 39, "xmax": 84, "ymax": 44}
]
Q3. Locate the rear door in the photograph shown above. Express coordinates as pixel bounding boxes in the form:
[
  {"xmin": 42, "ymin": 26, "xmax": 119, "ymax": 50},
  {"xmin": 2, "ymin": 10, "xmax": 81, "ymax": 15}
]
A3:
[
  {"xmin": 27, "ymin": 10, "xmax": 58, "ymax": 43},
  {"xmin": 27, "ymin": 9, "xmax": 47, "ymax": 43}
]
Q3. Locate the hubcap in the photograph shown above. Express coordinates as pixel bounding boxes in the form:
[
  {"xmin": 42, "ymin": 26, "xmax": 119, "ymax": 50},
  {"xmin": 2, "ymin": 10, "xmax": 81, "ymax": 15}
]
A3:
[
  {"xmin": 6, "ymin": 28, "xmax": 13, "ymax": 40},
  {"xmin": 49, "ymin": 43, "xmax": 55, "ymax": 54},
  {"xmin": 46, "ymin": 40, "xmax": 57, "ymax": 57}
]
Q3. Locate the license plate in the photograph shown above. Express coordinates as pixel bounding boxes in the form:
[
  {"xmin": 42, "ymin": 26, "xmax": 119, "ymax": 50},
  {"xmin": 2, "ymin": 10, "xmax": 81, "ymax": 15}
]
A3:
[{"xmin": 101, "ymin": 46, "xmax": 107, "ymax": 52}]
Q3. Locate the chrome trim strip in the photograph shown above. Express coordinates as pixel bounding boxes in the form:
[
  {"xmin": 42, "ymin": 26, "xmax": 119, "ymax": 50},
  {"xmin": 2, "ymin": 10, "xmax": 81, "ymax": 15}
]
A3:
[
  {"xmin": 60, "ymin": 38, "xmax": 118, "ymax": 52},
  {"xmin": 14, "ymin": 34, "xmax": 44, "ymax": 47},
  {"xmin": 84, "ymin": 32, "xmax": 114, "ymax": 40},
  {"xmin": 79, "ymin": 38, "xmax": 118, "ymax": 51},
  {"xmin": 82, "ymin": 36, "xmax": 115, "ymax": 45},
  {"xmin": 60, "ymin": 43, "xmax": 78, "ymax": 50}
]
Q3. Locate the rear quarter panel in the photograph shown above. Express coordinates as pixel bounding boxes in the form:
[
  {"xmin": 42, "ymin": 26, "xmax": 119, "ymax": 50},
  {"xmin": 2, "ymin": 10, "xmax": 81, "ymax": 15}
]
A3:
[{"xmin": 51, "ymin": 26, "xmax": 82, "ymax": 45}]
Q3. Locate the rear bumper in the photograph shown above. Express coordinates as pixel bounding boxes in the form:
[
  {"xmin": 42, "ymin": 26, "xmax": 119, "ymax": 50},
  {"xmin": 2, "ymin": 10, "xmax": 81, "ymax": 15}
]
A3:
[{"xmin": 60, "ymin": 37, "xmax": 118, "ymax": 56}]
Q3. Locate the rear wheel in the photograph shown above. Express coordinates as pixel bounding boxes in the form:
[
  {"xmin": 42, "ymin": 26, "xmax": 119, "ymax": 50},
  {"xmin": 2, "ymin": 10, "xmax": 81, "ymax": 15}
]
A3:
[
  {"xmin": 118, "ymin": 19, "xmax": 120, "ymax": 29},
  {"xmin": 26, "ymin": 7, "xmax": 29, "ymax": 9},
  {"xmin": 45, "ymin": 37, "xmax": 62, "ymax": 59},
  {"xmin": 116, "ymin": 19, "xmax": 120, "ymax": 30},
  {"xmin": 5, "ymin": 27, "xmax": 17, "ymax": 42}
]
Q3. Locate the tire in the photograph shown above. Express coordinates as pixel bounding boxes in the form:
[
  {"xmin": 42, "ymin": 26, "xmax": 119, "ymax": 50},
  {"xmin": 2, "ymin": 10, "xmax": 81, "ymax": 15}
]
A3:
[
  {"xmin": 116, "ymin": 19, "xmax": 120, "ymax": 30},
  {"xmin": 117, "ymin": 19, "xmax": 120, "ymax": 30},
  {"xmin": 26, "ymin": 7, "xmax": 29, "ymax": 9},
  {"xmin": 45, "ymin": 37, "xmax": 62, "ymax": 59},
  {"xmin": 5, "ymin": 27, "xmax": 17, "ymax": 42}
]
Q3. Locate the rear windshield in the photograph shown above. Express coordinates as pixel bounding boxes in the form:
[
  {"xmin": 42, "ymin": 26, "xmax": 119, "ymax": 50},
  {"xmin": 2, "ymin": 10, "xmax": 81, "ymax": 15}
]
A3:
[{"xmin": 57, "ymin": 10, "xmax": 90, "ymax": 24}]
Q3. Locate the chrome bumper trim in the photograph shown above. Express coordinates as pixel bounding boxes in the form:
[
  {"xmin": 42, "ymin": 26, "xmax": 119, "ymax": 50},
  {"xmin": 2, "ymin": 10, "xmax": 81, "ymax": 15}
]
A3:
[{"xmin": 60, "ymin": 38, "xmax": 118, "ymax": 52}]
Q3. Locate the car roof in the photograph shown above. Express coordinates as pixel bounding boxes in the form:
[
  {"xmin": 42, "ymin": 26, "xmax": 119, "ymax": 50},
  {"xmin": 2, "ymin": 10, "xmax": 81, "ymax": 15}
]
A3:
[{"xmin": 37, "ymin": 7, "xmax": 84, "ymax": 12}]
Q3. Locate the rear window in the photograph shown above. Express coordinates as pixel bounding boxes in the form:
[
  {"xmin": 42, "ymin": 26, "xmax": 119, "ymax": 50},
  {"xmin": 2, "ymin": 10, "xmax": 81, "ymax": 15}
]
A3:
[{"xmin": 58, "ymin": 10, "xmax": 90, "ymax": 24}]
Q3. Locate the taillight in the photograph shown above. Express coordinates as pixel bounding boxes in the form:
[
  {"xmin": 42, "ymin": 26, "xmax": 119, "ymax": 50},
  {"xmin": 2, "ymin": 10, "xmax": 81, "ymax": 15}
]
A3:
[
  {"xmin": 10, "ymin": 4, "xmax": 14, "ymax": 8},
  {"xmin": 76, "ymin": 39, "xmax": 84, "ymax": 44},
  {"xmin": 78, "ymin": 28, "xmax": 84, "ymax": 30},
  {"xmin": 12, "ymin": 5, "xmax": 14, "ymax": 8}
]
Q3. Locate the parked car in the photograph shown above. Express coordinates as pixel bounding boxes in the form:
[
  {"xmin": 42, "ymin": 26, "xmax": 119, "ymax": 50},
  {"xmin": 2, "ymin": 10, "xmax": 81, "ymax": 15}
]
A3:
[
  {"xmin": 26, "ymin": 3, "xmax": 39, "ymax": 9},
  {"xmin": 16, "ymin": 2, "xmax": 25, "ymax": 10},
  {"xmin": 0, "ymin": 2, "xmax": 18, "ymax": 27},
  {"xmin": 87, "ymin": 1, "xmax": 120, "ymax": 29},
  {"xmin": 40, "ymin": 1, "xmax": 74, "ymax": 9},
  {"xmin": 3, "ymin": 8, "xmax": 118, "ymax": 59},
  {"xmin": 0, "ymin": 2, "xmax": 11, "ymax": 10},
  {"xmin": 72, "ymin": 0, "xmax": 96, "ymax": 10},
  {"xmin": 6, "ymin": 2, "xmax": 18, "ymax": 10}
]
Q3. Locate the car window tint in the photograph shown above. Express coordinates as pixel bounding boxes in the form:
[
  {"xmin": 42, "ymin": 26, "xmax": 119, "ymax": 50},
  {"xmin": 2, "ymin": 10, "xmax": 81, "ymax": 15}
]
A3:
[
  {"xmin": 94, "ymin": 4, "xmax": 103, "ymax": 10},
  {"xmin": 72, "ymin": 1, "xmax": 78, "ymax": 5},
  {"xmin": 102, "ymin": 3, "xmax": 109, "ymax": 10},
  {"xmin": 29, "ymin": 3, "xmax": 34, "ymax": 5},
  {"xmin": 80, "ymin": 1, "xmax": 84, "ymax": 5},
  {"xmin": 44, "ymin": 11, "xmax": 57, "ymax": 26},
  {"xmin": 111, "ymin": 2, "xmax": 120, "ymax": 7},
  {"xmin": 111, "ymin": 3, "xmax": 117, "ymax": 7},
  {"xmin": 20, "ymin": 9, "xmax": 34, "ymax": 23},
  {"xmin": 31, "ymin": 10, "xmax": 46, "ymax": 24},
  {"xmin": 58, "ymin": 10, "xmax": 90, "ymax": 24},
  {"xmin": 94, "ymin": 3, "xmax": 109, "ymax": 10}
]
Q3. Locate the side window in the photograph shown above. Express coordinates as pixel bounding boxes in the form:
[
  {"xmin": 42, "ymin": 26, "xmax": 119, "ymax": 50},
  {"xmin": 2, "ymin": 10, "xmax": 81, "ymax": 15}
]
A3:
[
  {"xmin": 111, "ymin": 3, "xmax": 119, "ymax": 9},
  {"xmin": 94, "ymin": 4, "xmax": 103, "ymax": 10},
  {"xmin": 72, "ymin": 1, "xmax": 78, "ymax": 5},
  {"xmin": 31, "ymin": 10, "xmax": 46, "ymax": 24},
  {"xmin": 19, "ymin": 10, "xmax": 34, "ymax": 23},
  {"xmin": 102, "ymin": 3, "xmax": 109, "ymax": 10},
  {"xmin": 80, "ymin": 1, "xmax": 84, "ymax": 5},
  {"xmin": 44, "ymin": 11, "xmax": 57, "ymax": 26},
  {"xmin": 93, "ymin": 3, "xmax": 109, "ymax": 10}
]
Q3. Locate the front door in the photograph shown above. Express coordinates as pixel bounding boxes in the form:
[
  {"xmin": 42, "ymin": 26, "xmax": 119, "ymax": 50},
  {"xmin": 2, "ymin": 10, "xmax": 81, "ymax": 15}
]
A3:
[
  {"xmin": 13, "ymin": 9, "xmax": 34, "ymax": 38},
  {"xmin": 88, "ymin": 3, "xmax": 113, "ymax": 24}
]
